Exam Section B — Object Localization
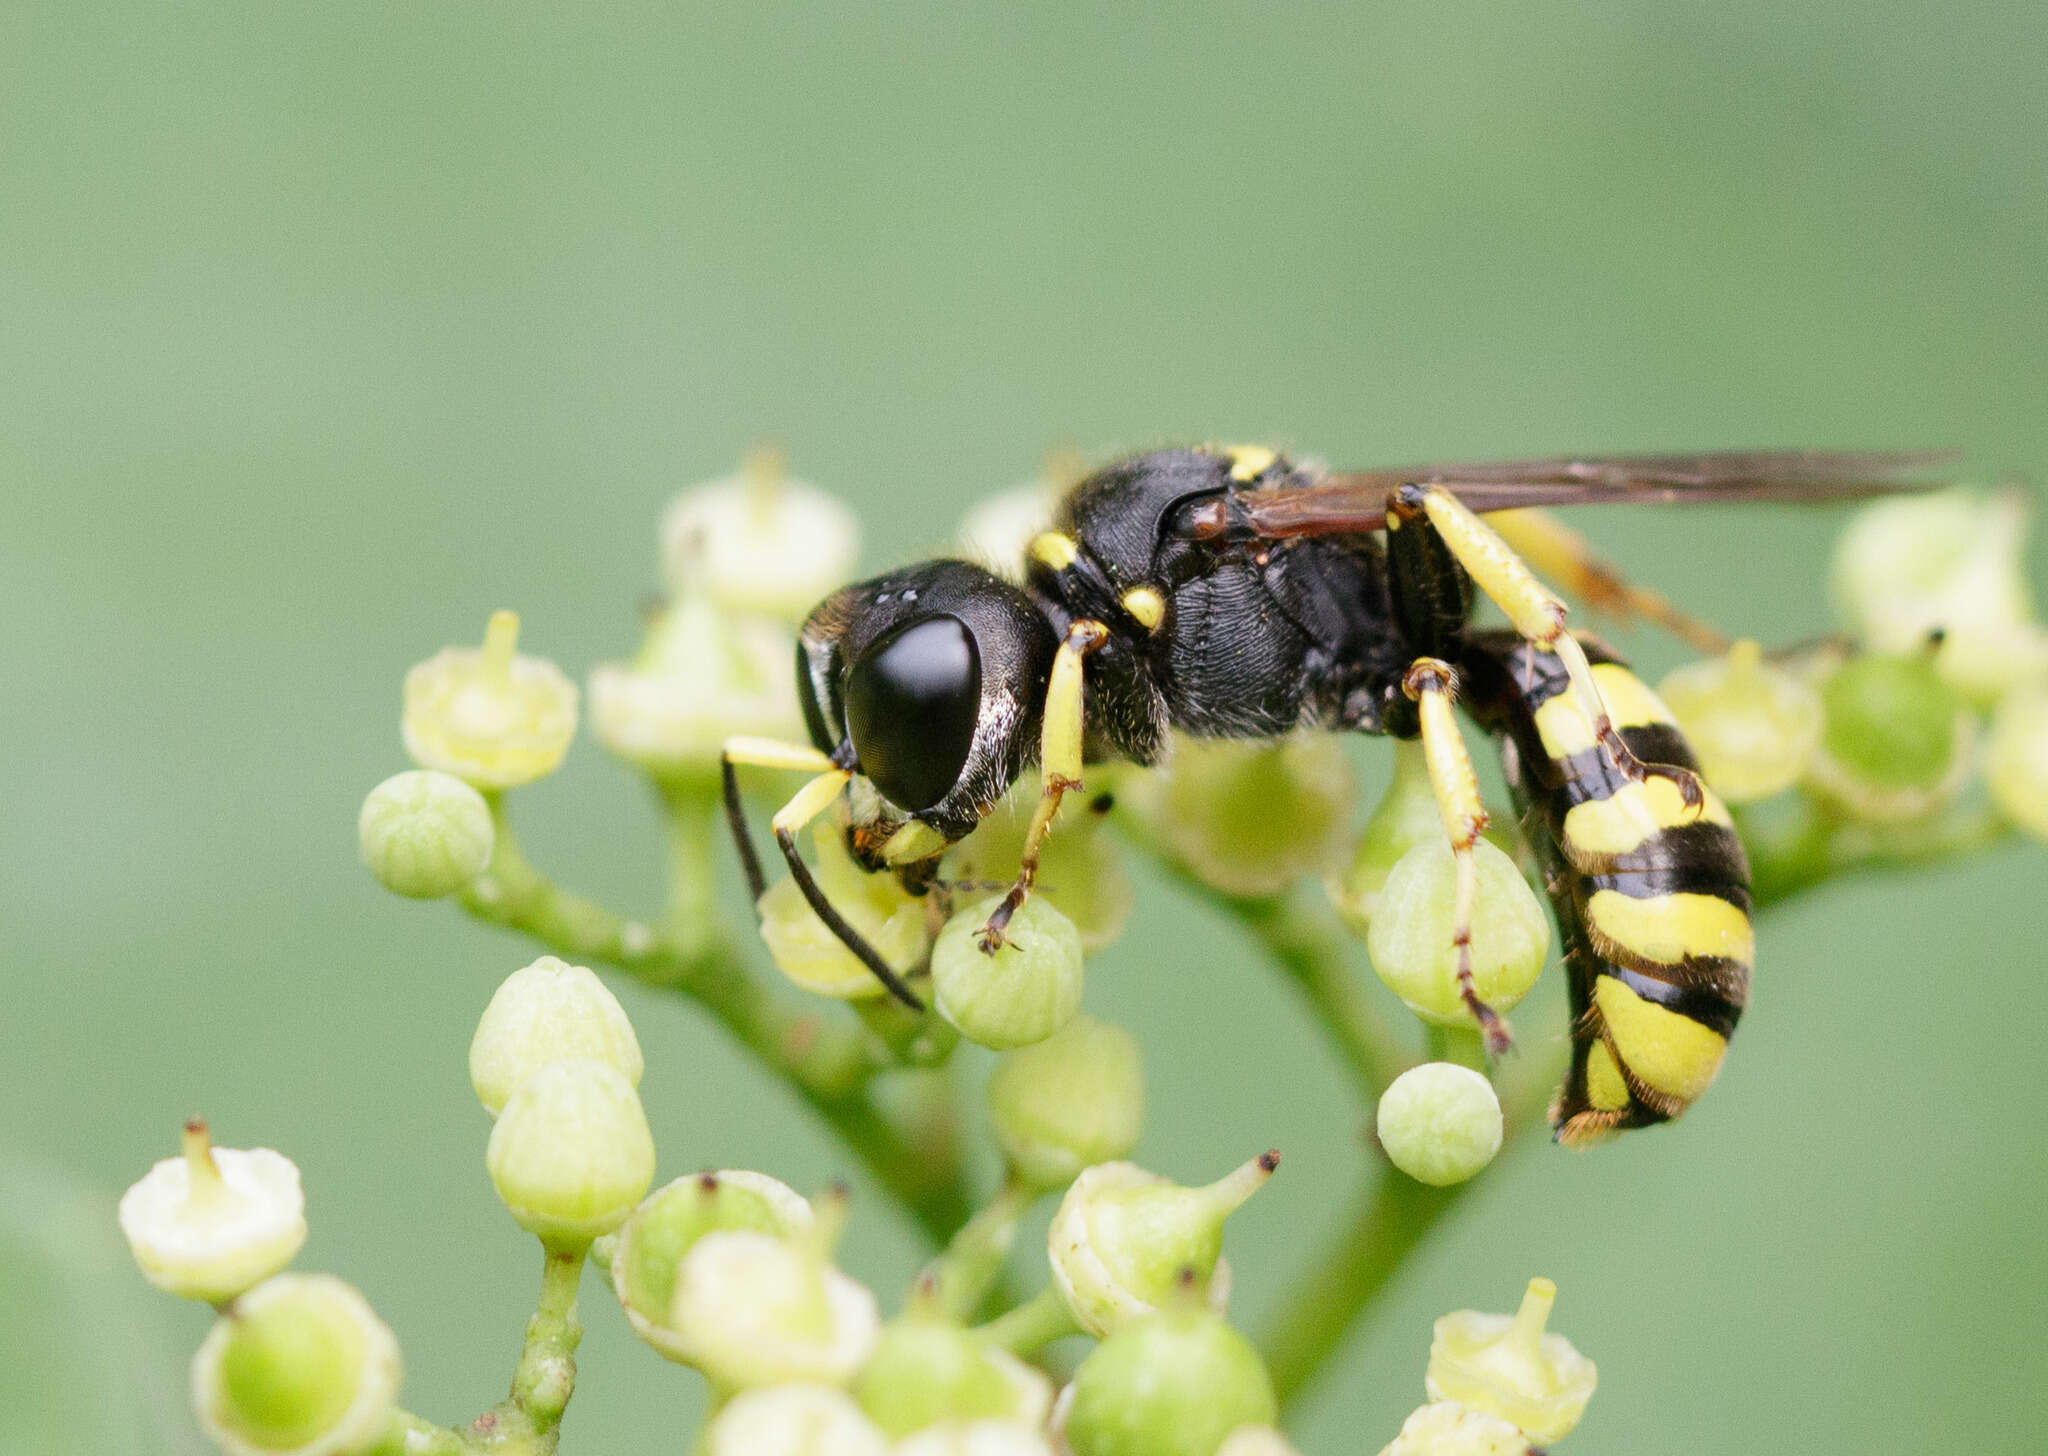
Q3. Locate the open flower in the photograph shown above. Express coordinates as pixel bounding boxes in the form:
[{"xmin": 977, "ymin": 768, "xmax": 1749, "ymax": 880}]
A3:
[
  {"xmin": 1425, "ymin": 1278, "xmax": 1597, "ymax": 1444},
  {"xmin": 119, "ymin": 1121, "xmax": 306, "ymax": 1304},
  {"xmin": 661, "ymin": 449, "xmax": 861, "ymax": 622},
  {"xmin": 402, "ymin": 610, "xmax": 578, "ymax": 789}
]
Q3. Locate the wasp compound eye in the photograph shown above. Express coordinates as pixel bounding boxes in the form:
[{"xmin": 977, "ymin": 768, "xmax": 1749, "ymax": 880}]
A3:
[{"xmin": 844, "ymin": 615, "xmax": 982, "ymax": 812}]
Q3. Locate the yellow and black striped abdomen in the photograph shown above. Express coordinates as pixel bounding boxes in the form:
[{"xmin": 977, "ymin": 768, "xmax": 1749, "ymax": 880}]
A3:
[{"xmin": 1461, "ymin": 633, "xmax": 1753, "ymax": 1146}]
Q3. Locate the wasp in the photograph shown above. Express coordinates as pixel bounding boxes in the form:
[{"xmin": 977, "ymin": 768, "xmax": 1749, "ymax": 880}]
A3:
[{"xmin": 723, "ymin": 446, "xmax": 1948, "ymax": 1144}]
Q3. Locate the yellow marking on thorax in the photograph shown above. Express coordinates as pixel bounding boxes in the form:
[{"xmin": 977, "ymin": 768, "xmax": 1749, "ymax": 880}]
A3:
[
  {"xmin": 1221, "ymin": 445, "xmax": 1278, "ymax": 481},
  {"xmin": 1120, "ymin": 584, "xmax": 1166, "ymax": 630},
  {"xmin": 1562, "ymin": 777, "xmax": 1733, "ymax": 857},
  {"xmin": 1595, "ymin": 977, "xmax": 1728, "ymax": 1105},
  {"xmin": 1587, "ymin": 889, "xmax": 1754, "ymax": 967},
  {"xmin": 1030, "ymin": 531, "xmax": 1079, "ymax": 572},
  {"xmin": 1533, "ymin": 663, "xmax": 1679, "ymax": 760},
  {"xmin": 1583, "ymin": 1040, "xmax": 1634, "ymax": 1112}
]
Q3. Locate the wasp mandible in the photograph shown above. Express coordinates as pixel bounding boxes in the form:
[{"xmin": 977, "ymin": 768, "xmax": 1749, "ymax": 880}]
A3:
[{"xmin": 723, "ymin": 447, "xmax": 1951, "ymax": 1144}]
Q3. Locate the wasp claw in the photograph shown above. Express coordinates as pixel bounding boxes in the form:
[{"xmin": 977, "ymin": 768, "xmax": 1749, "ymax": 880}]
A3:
[{"xmin": 975, "ymin": 923, "xmax": 1008, "ymax": 956}]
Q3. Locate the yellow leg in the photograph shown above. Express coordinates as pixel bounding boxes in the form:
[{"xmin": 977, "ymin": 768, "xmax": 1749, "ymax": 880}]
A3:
[
  {"xmin": 1488, "ymin": 508, "xmax": 1730, "ymax": 655},
  {"xmin": 1403, "ymin": 658, "xmax": 1513, "ymax": 1056},
  {"xmin": 1413, "ymin": 487, "xmax": 1705, "ymax": 812},
  {"xmin": 976, "ymin": 618, "xmax": 1109, "ymax": 952}
]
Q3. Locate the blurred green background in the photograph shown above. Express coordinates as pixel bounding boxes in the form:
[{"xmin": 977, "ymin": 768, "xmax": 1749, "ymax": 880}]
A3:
[{"xmin": 5, "ymin": 4, "xmax": 2046, "ymax": 1453}]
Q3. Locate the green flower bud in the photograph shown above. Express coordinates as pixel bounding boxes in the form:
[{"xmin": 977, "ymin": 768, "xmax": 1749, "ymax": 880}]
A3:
[
  {"xmin": 1808, "ymin": 650, "xmax": 1974, "ymax": 821},
  {"xmin": 356, "ymin": 770, "xmax": 493, "ymax": 899},
  {"xmin": 896, "ymin": 1420, "xmax": 1057, "ymax": 1456},
  {"xmin": 1047, "ymin": 1153, "xmax": 1276, "ymax": 1337},
  {"xmin": 609, "ymin": 1170, "xmax": 813, "ymax": 1363},
  {"xmin": 1658, "ymin": 640, "xmax": 1824, "ymax": 803},
  {"xmin": 589, "ymin": 596, "xmax": 805, "ymax": 784},
  {"xmin": 485, "ymin": 1059, "xmax": 655, "ymax": 1251},
  {"xmin": 1062, "ymin": 1305, "xmax": 1278, "ymax": 1456},
  {"xmin": 1832, "ymin": 487, "xmax": 2048, "ymax": 703},
  {"xmin": 1145, "ymin": 734, "xmax": 1353, "ymax": 898},
  {"xmin": 1216, "ymin": 1427, "xmax": 1303, "ymax": 1456},
  {"xmin": 402, "ymin": 610, "xmax": 578, "ymax": 790},
  {"xmin": 702, "ymin": 1383, "xmax": 889, "ymax": 1456},
  {"xmin": 1366, "ymin": 838, "xmax": 1549, "ymax": 1029},
  {"xmin": 932, "ymin": 895, "xmax": 1084, "ymax": 1051},
  {"xmin": 1988, "ymin": 683, "xmax": 2048, "ymax": 841},
  {"xmin": 852, "ymin": 1308, "xmax": 1053, "ymax": 1436},
  {"xmin": 1329, "ymin": 739, "xmax": 1442, "ymax": 934},
  {"xmin": 661, "ymin": 449, "xmax": 861, "ymax": 621},
  {"xmin": 119, "ymin": 1121, "xmax": 306, "ymax": 1304},
  {"xmin": 468, "ymin": 957, "xmax": 643, "ymax": 1118},
  {"xmin": 1376, "ymin": 1401, "xmax": 1530, "ymax": 1456},
  {"xmin": 759, "ymin": 825, "xmax": 931, "ymax": 999},
  {"xmin": 987, "ymin": 1015, "xmax": 1144, "ymax": 1192},
  {"xmin": 1425, "ymin": 1277, "xmax": 1597, "ymax": 1444},
  {"xmin": 668, "ymin": 1219, "xmax": 882, "ymax": 1391},
  {"xmin": 1376, "ymin": 1063, "xmax": 1503, "ymax": 1187},
  {"xmin": 191, "ymin": 1274, "xmax": 401, "ymax": 1456},
  {"xmin": 948, "ymin": 783, "xmax": 1134, "ymax": 949}
]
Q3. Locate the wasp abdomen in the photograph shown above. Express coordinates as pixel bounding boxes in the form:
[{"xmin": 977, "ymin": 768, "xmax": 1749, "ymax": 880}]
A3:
[{"xmin": 1463, "ymin": 634, "xmax": 1753, "ymax": 1147}]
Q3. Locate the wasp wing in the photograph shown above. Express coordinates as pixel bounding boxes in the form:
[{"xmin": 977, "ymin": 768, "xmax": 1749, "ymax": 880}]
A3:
[{"xmin": 1195, "ymin": 449, "xmax": 1959, "ymax": 539}]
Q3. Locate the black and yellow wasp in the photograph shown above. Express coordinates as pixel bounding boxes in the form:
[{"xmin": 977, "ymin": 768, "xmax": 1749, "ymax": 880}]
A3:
[{"xmin": 723, "ymin": 446, "xmax": 1947, "ymax": 1144}]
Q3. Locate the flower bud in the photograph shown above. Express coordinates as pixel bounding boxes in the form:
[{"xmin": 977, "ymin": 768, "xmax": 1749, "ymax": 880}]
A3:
[
  {"xmin": 896, "ymin": 1420, "xmax": 1057, "ymax": 1456},
  {"xmin": 1807, "ymin": 649, "xmax": 1974, "ymax": 821},
  {"xmin": 1376, "ymin": 1401, "xmax": 1530, "ymax": 1456},
  {"xmin": 1376, "ymin": 1063, "xmax": 1503, "ymax": 1187},
  {"xmin": 759, "ymin": 825, "xmax": 931, "ymax": 999},
  {"xmin": 668, "ymin": 1199, "xmax": 881, "ymax": 1391},
  {"xmin": 1366, "ymin": 838, "xmax": 1549, "ymax": 1028},
  {"xmin": 191, "ymin": 1273, "xmax": 401, "ymax": 1456},
  {"xmin": 1146, "ymin": 734, "xmax": 1352, "ymax": 898},
  {"xmin": 1216, "ymin": 1427, "xmax": 1303, "ymax": 1456},
  {"xmin": 661, "ymin": 450, "xmax": 861, "ymax": 621},
  {"xmin": 356, "ymin": 770, "xmax": 494, "ymax": 899},
  {"xmin": 852, "ymin": 1307, "xmax": 1053, "ymax": 1436},
  {"xmin": 1988, "ymin": 682, "xmax": 2048, "ymax": 841},
  {"xmin": 1658, "ymin": 640, "xmax": 1824, "ymax": 803},
  {"xmin": 1062, "ymin": 1304, "xmax": 1278, "ymax": 1456},
  {"xmin": 1048, "ymin": 1153, "xmax": 1276, "ymax": 1337},
  {"xmin": 485, "ymin": 1059, "xmax": 655, "ymax": 1251},
  {"xmin": 1832, "ymin": 486, "xmax": 2048, "ymax": 703},
  {"xmin": 702, "ymin": 1383, "xmax": 888, "ymax": 1456},
  {"xmin": 1329, "ymin": 739, "xmax": 1442, "ymax": 933},
  {"xmin": 932, "ymin": 894, "xmax": 1084, "ymax": 1051},
  {"xmin": 609, "ymin": 1170, "xmax": 813, "ymax": 1363},
  {"xmin": 949, "ymin": 783, "xmax": 1134, "ymax": 949},
  {"xmin": 987, "ymin": 1015, "xmax": 1144, "ymax": 1192},
  {"xmin": 468, "ymin": 957, "xmax": 644, "ymax": 1118},
  {"xmin": 589, "ymin": 596, "xmax": 804, "ymax": 784},
  {"xmin": 119, "ymin": 1121, "xmax": 306, "ymax": 1304},
  {"xmin": 402, "ymin": 610, "xmax": 579, "ymax": 789},
  {"xmin": 1425, "ymin": 1277, "xmax": 1597, "ymax": 1444}
]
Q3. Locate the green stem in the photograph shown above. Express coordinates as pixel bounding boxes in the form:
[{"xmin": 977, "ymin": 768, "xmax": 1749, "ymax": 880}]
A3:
[
  {"xmin": 659, "ymin": 781, "xmax": 721, "ymax": 959},
  {"xmin": 924, "ymin": 1174, "xmax": 1037, "ymax": 1320},
  {"xmin": 507, "ymin": 1247, "xmax": 584, "ymax": 1443},
  {"xmin": 370, "ymin": 1411, "xmax": 466, "ymax": 1456},
  {"xmin": 978, "ymin": 1284, "xmax": 1080, "ymax": 1356}
]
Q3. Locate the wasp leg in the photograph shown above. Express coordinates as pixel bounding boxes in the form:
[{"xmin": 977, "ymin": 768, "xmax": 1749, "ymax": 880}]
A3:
[
  {"xmin": 1403, "ymin": 657, "xmax": 1513, "ymax": 1057},
  {"xmin": 976, "ymin": 618, "xmax": 1109, "ymax": 953},
  {"xmin": 1487, "ymin": 507, "xmax": 1730, "ymax": 655},
  {"xmin": 721, "ymin": 735, "xmax": 926, "ymax": 1009},
  {"xmin": 1397, "ymin": 485, "xmax": 1706, "ymax": 814}
]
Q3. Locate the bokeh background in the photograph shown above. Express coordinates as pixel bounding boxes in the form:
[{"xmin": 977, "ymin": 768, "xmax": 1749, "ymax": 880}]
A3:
[{"xmin": 6, "ymin": 5, "xmax": 2047, "ymax": 1453}]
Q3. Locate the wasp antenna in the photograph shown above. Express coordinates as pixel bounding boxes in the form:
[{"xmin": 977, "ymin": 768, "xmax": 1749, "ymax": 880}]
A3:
[
  {"xmin": 720, "ymin": 751, "xmax": 770, "ymax": 903},
  {"xmin": 772, "ymin": 825, "xmax": 926, "ymax": 1010}
]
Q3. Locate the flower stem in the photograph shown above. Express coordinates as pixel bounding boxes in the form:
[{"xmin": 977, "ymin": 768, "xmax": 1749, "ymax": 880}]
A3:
[
  {"xmin": 508, "ymin": 1247, "xmax": 584, "ymax": 1441},
  {"xmin": 979, "ymin": 1284, "xmax": 1080, "ymax": 1356},
  {"xmin": 924, "ymin": 1173, "xmax": 1037, "ymax": 1320}
]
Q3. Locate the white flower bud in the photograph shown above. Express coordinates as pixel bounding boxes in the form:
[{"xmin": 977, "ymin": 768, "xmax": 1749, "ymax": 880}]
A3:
[
  {"xmin": 1425, "ymin": 1278, "xmax": 1597, "ymax": 1444},
  {"xmin": 759, "ymin": 826, "xmax": 932, "ymax": 999},
  {"xmin": 702, "ymin": 1383, "xmax": 888, "ymax": 1456},
  {"xmin": 1376, "ymin": 1063, "xmax": 1503, "ymax": 1187},
  {"xmin": 357, "ymin": 770, "xmax": 494, "ymax": 899},
  {"xmin": 987, "ymin": 1015, "xmax": 1144, "ymax": 1192},
  {"xmin": 896, "ymin": 1420, "xmax": 1058, "ymax": 1456},
  {"xmin": 609, "ymin": 1170, "xmax": 814, "ymax": 1363},
  {"xmin": 661, "ymin": 450, "xmax": 861, "ymax": 621},
  {"xmin": 485, "ymin": 1059, "xmax": 655, "ymax": 1251},
  {"xmin": 669, "ymin": 1221, "xmax": 881, "ymax": 1391},
  {"xmin": 1377, "ymin": 1401, "xmax": 1530, "ymax": 1456},
  {"xmin": 589, "ymin": 597, "xmax": 805, "ymax": 782},
  {"xmin": 1048, "ymin": 1154, "xmax": 1276, "ymax": 1337},
  {"xmin": 932, "ymin": 894, "xmax": 1084, "ymax": 1051},
  {"xmin": 1989, "ymin": 682, "xmax": 2048, "ymax": 841},
  {"xmin": 469, "ymin": 957, "xmax": 644, "ymax": 1118},
  {"xmin": 119, "ymin": 1121, "xmax": 306, "ymax": 1304},
  {"xmin": 1216, "ymin": 1426, "xmax": 1304, "ymax": 1456},
  {"xmin": 1366, "ymin": 838, "xmax": 1549, "ymax": 1029},
  {"xmin": 402, "ymin": 610, "xmax": 578, "ymax": 789},
  {"xmin": 191, "ymin": 1273, "xmax": 401, "ymax": 1456}
]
